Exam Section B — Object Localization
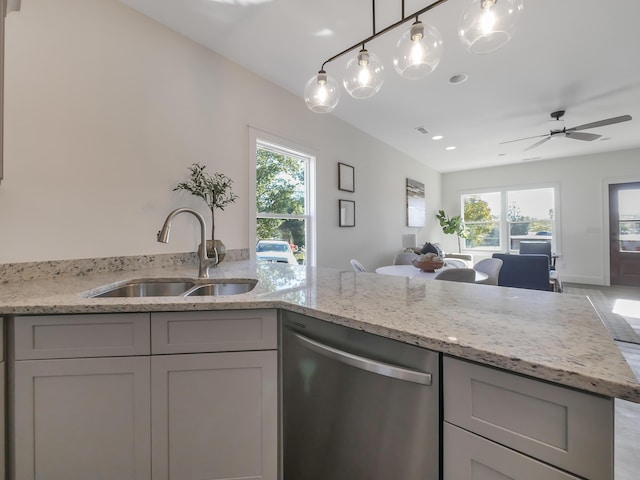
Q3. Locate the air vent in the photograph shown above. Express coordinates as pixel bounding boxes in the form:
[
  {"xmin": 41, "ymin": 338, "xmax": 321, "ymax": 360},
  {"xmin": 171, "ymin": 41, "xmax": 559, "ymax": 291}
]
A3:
[{"xmin": 416, "ymin": 126, "xmax": 429, "ymax": 134}]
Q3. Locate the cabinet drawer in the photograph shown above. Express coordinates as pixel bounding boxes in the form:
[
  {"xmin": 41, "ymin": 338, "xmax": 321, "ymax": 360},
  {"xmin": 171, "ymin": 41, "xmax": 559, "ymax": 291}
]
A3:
[
  {"xmin": 443, "ymin": 356, "xmax": 613, "ymax": 480},
  {"xmin": 151, "ymin": 309, "xmax": 277, "ymax": 354},
  {"xmin": 443, "ymin": 423, "xmax": 580, "ymax": 480},
  {"xmin": 14, "ymin": 313, "xmax": 151, "ymax": 359}
]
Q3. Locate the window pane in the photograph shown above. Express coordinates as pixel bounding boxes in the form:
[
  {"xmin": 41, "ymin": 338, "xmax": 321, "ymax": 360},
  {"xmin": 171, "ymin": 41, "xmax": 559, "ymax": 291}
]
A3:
[
  {"xmin": 465, "ymin": 223, "xmax": 500, "ymax": 248},
  {"xmin": 256, "ymin": 218, "xmax": 306, "ymax": 265},
  {"xmin": 256, "ymin": 147, "xmax": 305, "ymax": 215},
  {"xmin": 463, "ymin": 192, "xmax": 501, "ymax": 249},
  {"xmin": 507, "ymin": 188, "xmax": 554, "ymax": 250},
  {"xmin": 619, "ymin": 221, "xmax": 640, "ymax": 253}
]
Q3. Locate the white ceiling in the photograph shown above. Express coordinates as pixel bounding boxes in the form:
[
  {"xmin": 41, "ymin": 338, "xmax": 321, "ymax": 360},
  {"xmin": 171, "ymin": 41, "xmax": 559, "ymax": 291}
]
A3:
[{"xmin": 120, "ymin": 0, "xmax": 640, "ymax": 172}]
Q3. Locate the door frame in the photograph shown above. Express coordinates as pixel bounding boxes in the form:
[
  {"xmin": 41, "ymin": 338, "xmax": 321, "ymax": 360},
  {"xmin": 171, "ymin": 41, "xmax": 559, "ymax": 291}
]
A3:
[{"xmin": 603, "ymin": 175, "xmax": 640, "ymax": 285}]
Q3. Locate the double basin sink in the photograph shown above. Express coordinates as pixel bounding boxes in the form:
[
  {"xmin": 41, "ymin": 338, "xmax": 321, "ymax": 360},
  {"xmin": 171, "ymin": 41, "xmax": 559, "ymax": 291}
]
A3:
[{"xmin": 91, "ymin": 278, "xmax": 257, "ymax": 298}]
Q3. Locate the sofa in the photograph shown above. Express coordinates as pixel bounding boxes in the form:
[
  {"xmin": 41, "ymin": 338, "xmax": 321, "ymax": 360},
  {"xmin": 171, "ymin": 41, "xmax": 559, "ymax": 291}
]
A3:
[{"xmin": 492, "ymin": 253, "xmax": 555, "ymax": 291}]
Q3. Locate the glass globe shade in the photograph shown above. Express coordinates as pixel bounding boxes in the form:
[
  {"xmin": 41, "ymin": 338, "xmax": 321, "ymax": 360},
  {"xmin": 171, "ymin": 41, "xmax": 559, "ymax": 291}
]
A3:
[
  {"xmin": 343, "ymin": 48, "xmax": 384, "ymax": 99},
  {"xmin": 304, "ymin": 71, "xmax": 340, "ymax": 113},
  {"xmin": 459, "ymin": 0, "xmax": 524, "ymax": 54},
  {"xmin": 393, "ymin": 21, "xmax": 443, "ymax": 80}
]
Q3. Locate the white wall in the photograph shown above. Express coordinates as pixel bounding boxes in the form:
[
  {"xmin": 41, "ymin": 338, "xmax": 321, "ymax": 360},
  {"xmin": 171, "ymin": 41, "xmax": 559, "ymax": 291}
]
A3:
[
  {"xmin": 441, "ymin": 148, "xmax": 640, "ymax": 285},
  {"xmin": 0, "ymin": 0, "xmax": 441, "ymax": 269}
]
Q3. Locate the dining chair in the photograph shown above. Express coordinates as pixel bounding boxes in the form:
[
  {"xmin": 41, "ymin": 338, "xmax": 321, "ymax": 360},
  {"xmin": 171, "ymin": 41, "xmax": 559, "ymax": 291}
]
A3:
[
  {"xmin": 350, "ymin": 259, "xmax": 366, "ymax": 272},
  {"xmin": 473, "ymin": 258, "xmax": 503, "ymax": 285},
  {"xmin": 519, "ymin": 241, "xmax": 555, "ymax": 270},
  {"xmin": 434, "ymin": 268, "xmax": 476, "ymax": 283}
]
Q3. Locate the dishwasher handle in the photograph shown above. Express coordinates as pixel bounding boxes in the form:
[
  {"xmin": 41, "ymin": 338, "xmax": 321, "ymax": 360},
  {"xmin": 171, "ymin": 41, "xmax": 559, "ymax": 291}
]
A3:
[{"xmin": 293, "ymin": 332, "xmax": 432, "ymax": 386}]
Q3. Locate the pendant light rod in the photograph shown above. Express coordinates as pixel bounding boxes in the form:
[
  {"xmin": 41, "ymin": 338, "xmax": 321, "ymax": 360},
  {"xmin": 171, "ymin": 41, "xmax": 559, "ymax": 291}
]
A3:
[{"xmin": 320, "ymin": 0, "xmax": 450, "ymax": 70}]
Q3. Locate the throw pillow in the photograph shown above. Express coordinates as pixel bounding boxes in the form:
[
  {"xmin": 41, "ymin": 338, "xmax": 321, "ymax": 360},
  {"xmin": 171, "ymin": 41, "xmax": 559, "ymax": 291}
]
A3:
[{"xmin": 420, "ymin": 242, "xmax": 443, "ymax": 257}]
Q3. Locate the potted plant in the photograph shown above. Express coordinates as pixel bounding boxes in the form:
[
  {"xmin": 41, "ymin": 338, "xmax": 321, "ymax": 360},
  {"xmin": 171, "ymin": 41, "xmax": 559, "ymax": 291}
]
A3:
[
  {"xmin": 436, "ymin": 209, "xmax": 469, "ymax": 253},
  {"xmin": 174, "ymin": 162, "xmax": 238, "ymax": 262}
]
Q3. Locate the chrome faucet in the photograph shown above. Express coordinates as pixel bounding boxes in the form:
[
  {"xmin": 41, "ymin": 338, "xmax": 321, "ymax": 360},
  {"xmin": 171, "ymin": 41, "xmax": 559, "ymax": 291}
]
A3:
[{"xmin": 157, "ymin": 207, "xmax": 219, "ymax": 278}]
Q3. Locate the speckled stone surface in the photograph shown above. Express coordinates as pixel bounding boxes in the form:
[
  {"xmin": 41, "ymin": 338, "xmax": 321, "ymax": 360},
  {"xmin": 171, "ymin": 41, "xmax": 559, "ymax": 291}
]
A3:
[{"xmin": 1, "ymin": 253, "xmax": 639, "ymax": 403}]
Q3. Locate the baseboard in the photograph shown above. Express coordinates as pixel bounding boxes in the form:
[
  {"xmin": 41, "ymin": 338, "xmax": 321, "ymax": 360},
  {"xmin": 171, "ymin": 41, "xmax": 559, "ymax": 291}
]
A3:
[{"xmin": 559, "ymin": 274, "xmax": 605, "ymax": 286}]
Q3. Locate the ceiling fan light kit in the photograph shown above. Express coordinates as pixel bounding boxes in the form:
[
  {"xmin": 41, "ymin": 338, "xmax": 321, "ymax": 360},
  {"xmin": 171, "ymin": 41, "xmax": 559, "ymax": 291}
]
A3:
[{"xmin": 304, "ymin": 0, "xmax": 523, "ymax": 113}]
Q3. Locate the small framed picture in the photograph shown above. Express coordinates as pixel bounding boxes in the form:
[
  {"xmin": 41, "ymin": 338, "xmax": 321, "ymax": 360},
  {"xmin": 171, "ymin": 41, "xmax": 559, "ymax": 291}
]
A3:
[
  {"xmin": 338, "ymin": 162, "xmax": 355, "ymax": 192},
  {"xmin": 339, "ymin": 199, "xmax": 355, "ymax": 227}
]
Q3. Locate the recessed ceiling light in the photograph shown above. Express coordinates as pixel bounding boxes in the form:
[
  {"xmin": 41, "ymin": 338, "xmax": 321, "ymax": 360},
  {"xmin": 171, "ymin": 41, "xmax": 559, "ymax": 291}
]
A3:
[
  {"xmin": 449, "ymin": 73, "xmax": 469, "ymax": 85},
  {"xmin": 432, "ymin": 135, "xmax": 443, "ymax": 140},
  {"xmin": 313, "ymin": 28, "xmax": 335, "ymax": 37},
  {"xmin": 498, "ymin": 153, "xmax": 506, "ymax": 156},
  {"xmin": 445, "ymin": 146, "xmax": 456, "ymax": 151}
]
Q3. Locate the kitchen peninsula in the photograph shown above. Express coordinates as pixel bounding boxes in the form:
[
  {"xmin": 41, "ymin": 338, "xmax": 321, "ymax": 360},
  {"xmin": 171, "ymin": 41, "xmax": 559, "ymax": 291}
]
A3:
[{"xmin": 1, "ymin": 253, "xmax": 639, "ymax": 479}]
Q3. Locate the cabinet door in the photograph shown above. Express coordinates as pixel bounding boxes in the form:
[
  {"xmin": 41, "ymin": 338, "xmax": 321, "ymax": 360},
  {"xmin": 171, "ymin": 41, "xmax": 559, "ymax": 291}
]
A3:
[
  {"xmin": 13, "ymin": 356, "xmax": 151, "ymax": 480},
  {"xmin": 444, "ymin": 423, "xmax": 580, "ymax": 480},
  {"xmin": 151, "ymin": 351, "xmax": 278, "ymax": 480}
]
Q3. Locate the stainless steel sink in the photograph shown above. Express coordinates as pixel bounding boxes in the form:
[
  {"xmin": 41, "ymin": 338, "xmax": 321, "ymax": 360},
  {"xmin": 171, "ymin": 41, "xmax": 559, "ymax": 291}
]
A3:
[
  {"xmin": 90, "ymin": 278, "xmax": 257, "ymax": 298},
  {"xmin": 91, "ymin": 280, "xmax": 196, "ymax": 298},
  {"xmin": 185, "ymin": 281, "xmax": 257, "ymax": 296}
]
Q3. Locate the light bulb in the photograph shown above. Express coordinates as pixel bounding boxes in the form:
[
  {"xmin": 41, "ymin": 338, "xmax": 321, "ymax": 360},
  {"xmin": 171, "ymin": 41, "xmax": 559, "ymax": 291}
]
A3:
[
  {"xmin": 304, "ymin": 70, "xmax": 340, "ymax": 113},
  {"xmin": 393, "ymin": 20, "xmax": 443, "ymax": 80},
  {"xmin": 459, "ymin": 0, "xmax": 524, "ymax": 54},
  {"xmin": 343, "ymin": 48, "xmax": 384, "ymax": 99},
  {"xmin": 480, "ymin": 7, "xmax": 497, "ymax": 34}
]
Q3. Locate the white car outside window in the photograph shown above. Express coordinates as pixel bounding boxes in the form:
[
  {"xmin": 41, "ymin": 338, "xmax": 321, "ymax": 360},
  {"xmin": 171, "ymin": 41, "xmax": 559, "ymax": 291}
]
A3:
[{"xmin": 256, "ymin": 240, "xmax": 298, "ymax": 265}]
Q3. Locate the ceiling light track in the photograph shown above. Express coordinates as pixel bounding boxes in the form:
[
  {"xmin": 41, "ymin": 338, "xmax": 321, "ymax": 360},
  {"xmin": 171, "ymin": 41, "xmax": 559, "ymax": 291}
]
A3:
[
  {"xmin": 319, "ymin": 0, "xmax": 448, "ymax": 72},
  {"xmin": 304, "ymin": 0, "xmax": 524, "ymax": 113}
]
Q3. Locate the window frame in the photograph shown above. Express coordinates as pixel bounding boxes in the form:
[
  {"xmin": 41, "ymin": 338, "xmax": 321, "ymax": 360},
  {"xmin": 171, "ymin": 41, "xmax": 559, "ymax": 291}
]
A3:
[
  {"xmin": 249, "ymin": 127, "xmax": 316, "ymax": 266},
  {"xmin": 460, "ymin": 183, "xmax": 560, "ymax": 255}
]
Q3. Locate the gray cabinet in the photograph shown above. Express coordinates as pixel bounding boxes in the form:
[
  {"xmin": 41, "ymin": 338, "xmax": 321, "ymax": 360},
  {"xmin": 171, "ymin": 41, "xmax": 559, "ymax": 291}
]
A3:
[
  {"xmin": 443, "ymin": 356, "xmax": 614, "ymax": 480},
  {"xmin": 10, "ymin": 310, "xmax": 278, "ymax": 480},
  {"xmin": 0, "ymin": 318, "xmax": 5, "ymax": 478},
  {"xmin": 151, "ymin": 351, "xmax": 277, "ymax": 480},
  {"xmin": 149, "ymin": 309, "xmax": 278, "ymax": 480},
  {"xmin": 13, "ymin": 356, "xmax": 151, "ymax": 480}
]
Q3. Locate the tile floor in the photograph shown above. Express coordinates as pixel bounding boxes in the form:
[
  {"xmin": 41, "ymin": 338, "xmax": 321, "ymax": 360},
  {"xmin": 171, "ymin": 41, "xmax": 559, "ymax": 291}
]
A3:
[{"xmin": 570, "ymin": 284, "xmax": 640, "ymax": 480}]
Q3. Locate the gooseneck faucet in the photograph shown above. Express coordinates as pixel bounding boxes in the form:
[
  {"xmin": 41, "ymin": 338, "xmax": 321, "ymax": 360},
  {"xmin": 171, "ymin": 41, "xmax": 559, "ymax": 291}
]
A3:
[{"xmin": 157, "ymin": 207, "xmax": 219, "ymax": 279}]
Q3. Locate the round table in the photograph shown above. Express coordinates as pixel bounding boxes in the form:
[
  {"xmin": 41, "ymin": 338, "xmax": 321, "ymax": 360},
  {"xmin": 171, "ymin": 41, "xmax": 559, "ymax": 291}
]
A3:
[{"xmin": 375, "ymin": 264, "xmax": 488, "ymax": 283}]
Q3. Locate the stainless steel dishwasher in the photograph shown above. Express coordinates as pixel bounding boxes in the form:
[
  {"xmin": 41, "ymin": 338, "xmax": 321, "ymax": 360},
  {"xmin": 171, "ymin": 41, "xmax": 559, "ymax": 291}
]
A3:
[{"xmin": 282, "ymin": 311, "xmax": 440, "ymax": 480}]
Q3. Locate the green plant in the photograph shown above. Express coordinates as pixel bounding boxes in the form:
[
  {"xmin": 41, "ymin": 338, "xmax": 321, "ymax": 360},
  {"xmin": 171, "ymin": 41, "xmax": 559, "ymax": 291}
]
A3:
[
  {"xmin": 436, "ymin": 209, "xmax": 469, "ymax": 253},
  {"xmin": 174, "ymin": 163, "xmax": 238, "ymax": 242}
]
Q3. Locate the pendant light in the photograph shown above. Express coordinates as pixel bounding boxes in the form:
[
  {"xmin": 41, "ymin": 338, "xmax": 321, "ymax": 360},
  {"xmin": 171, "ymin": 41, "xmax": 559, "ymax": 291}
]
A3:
[
  {"xmin": 343, "ymin": 47, "xmax": 385, "ymax": 99},
  {"xmin": 459, "ymin": 0, "xmax": 524, "ymax": 54},
  {"xmin": 393, "ymin": 19, "xmax": 443, "ymax": 80},
  {"xmin": 303, "ymin": 0, "xmax": 525, "ymax": 113},
  {"xmin": 304, "ymin": 70, "xmax": 340, "ymax": 113}
]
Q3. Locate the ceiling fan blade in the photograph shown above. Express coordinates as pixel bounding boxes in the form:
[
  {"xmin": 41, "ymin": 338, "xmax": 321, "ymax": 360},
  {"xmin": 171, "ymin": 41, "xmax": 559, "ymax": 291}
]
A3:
[
  {"xmin": 565, "ymin": 131, "xmax": 601, "ymax": 141},
  {"xmin": 524, "ymin": 136, "xmax": 551, "ymax": 151},
  {"xmin": 500, "ymin": 133, "xmax": 548, "ymax": 145},
  {"xmin": 567, "ymin": 115, "xmax": 632, "ymax": 132}
]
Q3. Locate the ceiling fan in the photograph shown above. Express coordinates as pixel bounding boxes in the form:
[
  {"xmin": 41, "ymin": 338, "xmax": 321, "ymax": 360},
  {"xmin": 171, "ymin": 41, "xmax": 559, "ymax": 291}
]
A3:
[{"xmin": 501, "ymin": 110, "xmax": 632, "ymax": 151}]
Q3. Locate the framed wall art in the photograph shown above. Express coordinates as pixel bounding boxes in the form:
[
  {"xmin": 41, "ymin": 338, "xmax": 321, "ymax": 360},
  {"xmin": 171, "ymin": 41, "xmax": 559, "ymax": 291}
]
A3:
[
  {"xmin": 406, "ymin": 178, "xmax": 426, "ymax": 227},
  {"xmin": 339, "ymin": 199, "xmax": 356, "ymax": 227},
  {"xmin": 338, "ymin": 162, "xmax": 355, "ymax": 192}
]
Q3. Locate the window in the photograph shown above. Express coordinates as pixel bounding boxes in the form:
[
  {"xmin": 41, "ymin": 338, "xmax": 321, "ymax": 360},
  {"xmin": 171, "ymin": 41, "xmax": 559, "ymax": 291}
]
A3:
[
  {"xmin": 250, "ymin": 129, "xmax": 315, "ymax": 266},
  {"xmin": 461, "ymin": 186, "xmax": 557, "ymax": 252}
]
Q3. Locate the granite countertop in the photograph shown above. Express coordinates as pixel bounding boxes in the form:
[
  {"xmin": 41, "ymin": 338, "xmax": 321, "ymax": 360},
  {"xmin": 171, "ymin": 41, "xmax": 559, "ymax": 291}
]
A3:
[{"xmin": 1, "ymin": 253, "xmax": 639, "ymax": 403}]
